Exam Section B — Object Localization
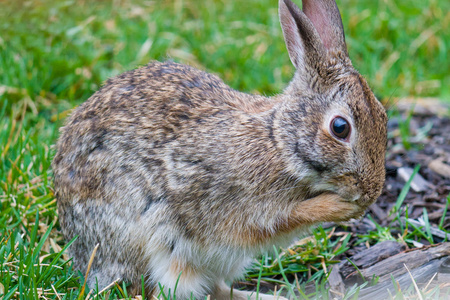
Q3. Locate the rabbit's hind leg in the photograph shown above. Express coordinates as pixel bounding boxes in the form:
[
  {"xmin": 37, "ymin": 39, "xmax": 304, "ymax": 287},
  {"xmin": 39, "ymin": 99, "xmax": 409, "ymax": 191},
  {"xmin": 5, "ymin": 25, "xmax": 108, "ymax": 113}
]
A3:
[
  {"xmin": 150, "ymin": 254, "xmax": 216, "ymax": 300},
  {"xmin": 211, "ymin": 281, "xmax": 288, "ymax": 300}
]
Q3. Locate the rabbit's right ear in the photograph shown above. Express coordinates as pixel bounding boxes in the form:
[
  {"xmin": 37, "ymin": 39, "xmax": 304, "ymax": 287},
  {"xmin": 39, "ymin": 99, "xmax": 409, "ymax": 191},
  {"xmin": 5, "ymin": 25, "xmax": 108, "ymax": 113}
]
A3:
[{"xmin": 279, "ymin": 0, "xmax": 346, "ymax": 70}]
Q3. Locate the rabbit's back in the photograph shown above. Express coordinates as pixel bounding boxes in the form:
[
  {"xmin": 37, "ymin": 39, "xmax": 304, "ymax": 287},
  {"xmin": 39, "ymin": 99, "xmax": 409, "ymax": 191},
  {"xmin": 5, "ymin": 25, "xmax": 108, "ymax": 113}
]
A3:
[
  {"xmin": 54, "ymin": 61, "xmax": 269, "ymax": 200},
  {"xmin": 53, "ymin": 60, "xmax": 280, "ymax": 209},
  {"xmin": 52, "ymin": 61, "xmax": 285, "ymax": 292}
]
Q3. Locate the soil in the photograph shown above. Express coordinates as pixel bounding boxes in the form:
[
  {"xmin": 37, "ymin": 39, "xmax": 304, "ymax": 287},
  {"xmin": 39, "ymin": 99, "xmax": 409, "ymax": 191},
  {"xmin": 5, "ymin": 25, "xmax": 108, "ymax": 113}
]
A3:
[{"xmin": 361, "ymin": 99, "xmax": 450, "ymax": 240}]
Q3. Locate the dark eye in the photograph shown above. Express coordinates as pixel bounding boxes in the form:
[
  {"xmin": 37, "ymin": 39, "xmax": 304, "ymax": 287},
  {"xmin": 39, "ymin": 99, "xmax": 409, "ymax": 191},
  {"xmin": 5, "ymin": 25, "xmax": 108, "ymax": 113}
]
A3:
[{"xmin": 330, "ymin": 116, "xmax": 351, "ymax": 140}]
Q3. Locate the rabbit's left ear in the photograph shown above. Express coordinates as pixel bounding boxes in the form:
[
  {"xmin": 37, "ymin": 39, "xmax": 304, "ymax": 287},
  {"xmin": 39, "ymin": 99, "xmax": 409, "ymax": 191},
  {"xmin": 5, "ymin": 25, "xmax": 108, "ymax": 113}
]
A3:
[{"xmin": 302, "ymin": 0, "xmax": 348, "ymax": 54}]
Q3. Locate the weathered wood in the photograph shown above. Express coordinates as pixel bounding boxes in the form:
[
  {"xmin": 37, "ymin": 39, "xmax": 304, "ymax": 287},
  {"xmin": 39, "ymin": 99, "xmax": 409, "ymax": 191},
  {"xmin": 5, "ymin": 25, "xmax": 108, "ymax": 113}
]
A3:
[
  {"xmin": 397, "ymin": 167, "xmax": 430, "ymax": 192},
  {"xmin": 438, "ymin": 257, "xmax": 450, "ymax": 284},
  {"xmin": 358, "ymin": 258, "xmax": 443, "ymax": 299},
  {"xmin": 328, "ymin": 264, "xmax": 345, "ymax": 298},
  {"xmin": 339, "ymin": 241, "xmax": 406, "ymax": 280},
  {"xmin": 369, "ymin": 203, "xmax": 388, "ymax": 222},
  {"xmin": 333, "ymin": 243, "xmax": 450, "ymax": 299},
  {"xmin": 429, "ymin": 158, "xmax": 450, "ymax": 179},
  {"xmin": 359, "ymin": 243, "xmax": 450, "ymax": 281}
]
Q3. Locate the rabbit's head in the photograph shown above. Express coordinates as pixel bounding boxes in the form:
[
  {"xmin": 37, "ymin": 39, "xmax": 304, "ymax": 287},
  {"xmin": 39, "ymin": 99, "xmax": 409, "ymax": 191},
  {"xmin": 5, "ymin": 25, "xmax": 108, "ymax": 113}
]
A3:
[{"xmin": 277, "ymin": 0, "xmax": 387, "ymax": 210}]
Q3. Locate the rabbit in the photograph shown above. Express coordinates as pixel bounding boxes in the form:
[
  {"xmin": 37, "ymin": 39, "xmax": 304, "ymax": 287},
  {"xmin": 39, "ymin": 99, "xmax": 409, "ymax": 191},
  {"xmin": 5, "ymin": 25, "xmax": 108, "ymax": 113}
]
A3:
[{"xmin": 52, "ymin": 0, "xmax": 387, "ymax": 298}]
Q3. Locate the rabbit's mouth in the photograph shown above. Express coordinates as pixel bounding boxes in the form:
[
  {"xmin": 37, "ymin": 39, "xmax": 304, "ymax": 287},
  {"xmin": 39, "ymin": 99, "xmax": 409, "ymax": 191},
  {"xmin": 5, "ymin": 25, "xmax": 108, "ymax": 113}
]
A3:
[
  {"xmin": 344, "ymin": 193, "xmax": 361, "ymax": 202},
  {"xmin": 336, "ymin": 189, "xmax": 364, "ymax": 205}
]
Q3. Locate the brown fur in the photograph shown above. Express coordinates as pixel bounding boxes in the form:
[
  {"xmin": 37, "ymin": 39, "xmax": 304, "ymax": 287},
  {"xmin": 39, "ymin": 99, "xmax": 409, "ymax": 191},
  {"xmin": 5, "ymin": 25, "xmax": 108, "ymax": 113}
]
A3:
[
  {"xmin": 240, "ymin": 193, "xmax": 363, "ymax": 245},
  {"xmin": 52, "ymin": 0, "xmax": 387, "ymax": 298}
]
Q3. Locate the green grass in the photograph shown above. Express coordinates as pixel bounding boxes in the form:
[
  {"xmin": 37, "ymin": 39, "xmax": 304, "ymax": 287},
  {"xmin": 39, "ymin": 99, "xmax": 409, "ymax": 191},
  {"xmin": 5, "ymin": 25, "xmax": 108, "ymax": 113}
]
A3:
[{"xmin": 1, "ymin": 0, "xmax": 449, "ymax": 298}]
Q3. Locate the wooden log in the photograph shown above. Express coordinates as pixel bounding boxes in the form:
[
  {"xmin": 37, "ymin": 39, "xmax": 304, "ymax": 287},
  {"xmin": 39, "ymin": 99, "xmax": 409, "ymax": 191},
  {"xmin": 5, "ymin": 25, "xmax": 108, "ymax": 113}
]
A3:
[
  {"xmin": 328, "ymin": 264, "xmax": 345, "ymax": 298},
  {"xmin": 336, "ymin": 243, "xmax": 450, "ymax": 299},
  {"xmin": 359, "ymin": 243, "xmax": 450, "ymax": 281},
  {"xmin": 358, "ymin": 258, "xmax": 444, "ymax": 299},
  {"xmin": 339, "ymin": 240, "xmax": 406, "ymax": 281}
]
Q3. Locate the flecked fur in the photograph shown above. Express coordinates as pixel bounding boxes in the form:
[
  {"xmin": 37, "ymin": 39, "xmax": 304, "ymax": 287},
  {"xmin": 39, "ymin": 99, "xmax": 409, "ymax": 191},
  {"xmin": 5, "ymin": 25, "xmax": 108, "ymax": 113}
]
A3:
[{"xmin": 52, "ymin": 0, "xmax": 387, "ymax": 298}]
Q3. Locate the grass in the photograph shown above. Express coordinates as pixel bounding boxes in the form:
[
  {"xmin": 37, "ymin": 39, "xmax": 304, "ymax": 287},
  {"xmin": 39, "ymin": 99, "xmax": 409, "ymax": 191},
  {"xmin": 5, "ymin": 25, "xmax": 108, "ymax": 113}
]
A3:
[{"xmin": 0, "ymin": 0, "xmax": 449, "ymax": 298}]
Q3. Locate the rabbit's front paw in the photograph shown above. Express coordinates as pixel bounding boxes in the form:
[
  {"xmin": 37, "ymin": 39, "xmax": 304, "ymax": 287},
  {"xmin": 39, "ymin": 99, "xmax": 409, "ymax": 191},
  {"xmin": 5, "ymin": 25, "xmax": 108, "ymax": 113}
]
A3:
[{"xmin": 292, "ymin": 193, "xmax": 364, "ymax": 225}]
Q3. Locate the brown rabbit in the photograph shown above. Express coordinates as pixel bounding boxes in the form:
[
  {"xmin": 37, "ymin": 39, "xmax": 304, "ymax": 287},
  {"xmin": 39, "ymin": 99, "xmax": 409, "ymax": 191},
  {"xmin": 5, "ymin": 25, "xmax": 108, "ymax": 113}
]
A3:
[{"xmin": 52, "ymin": 0, "xmax": 387, "ymax": 298}]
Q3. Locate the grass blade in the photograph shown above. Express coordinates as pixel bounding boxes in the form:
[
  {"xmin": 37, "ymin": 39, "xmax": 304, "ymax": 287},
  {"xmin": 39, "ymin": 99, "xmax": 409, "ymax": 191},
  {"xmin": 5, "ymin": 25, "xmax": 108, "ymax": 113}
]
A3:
[{"xmin": 394, "ymin": 165, "xmax": 420, "ymax": 213}]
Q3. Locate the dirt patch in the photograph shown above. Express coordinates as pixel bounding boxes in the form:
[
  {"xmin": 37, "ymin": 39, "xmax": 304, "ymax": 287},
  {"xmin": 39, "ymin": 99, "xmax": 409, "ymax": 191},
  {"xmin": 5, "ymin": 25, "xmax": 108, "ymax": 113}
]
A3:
[{"xmin": 368, "ymin": 99, "xmax": 450, "ymax": 236}]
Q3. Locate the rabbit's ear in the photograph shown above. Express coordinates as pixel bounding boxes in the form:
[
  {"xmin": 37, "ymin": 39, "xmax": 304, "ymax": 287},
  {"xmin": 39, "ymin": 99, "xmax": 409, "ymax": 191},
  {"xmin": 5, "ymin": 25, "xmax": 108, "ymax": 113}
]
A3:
[
  {"xmin": 279, "ymin": 0, "xmax": 347, "ymax": 69},
  {"xmin": 302, "ymin": 0, "xmax": 347, "ymax": 54}
]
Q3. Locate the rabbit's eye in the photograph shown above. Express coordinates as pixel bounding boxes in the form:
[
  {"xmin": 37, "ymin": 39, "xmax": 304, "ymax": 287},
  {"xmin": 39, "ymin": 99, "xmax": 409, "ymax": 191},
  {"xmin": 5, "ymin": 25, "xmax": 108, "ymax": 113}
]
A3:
[{"xmin": 330, "ymin": 117, "xmax": 350, "ymax": 140}]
